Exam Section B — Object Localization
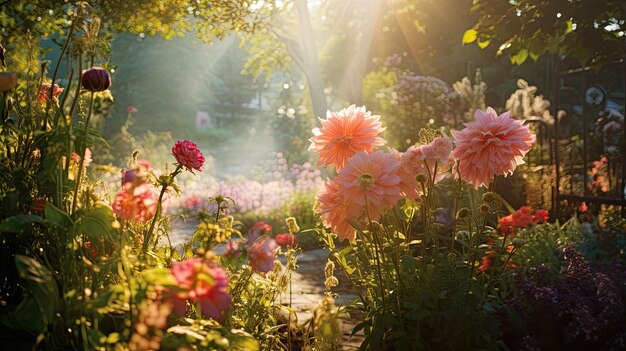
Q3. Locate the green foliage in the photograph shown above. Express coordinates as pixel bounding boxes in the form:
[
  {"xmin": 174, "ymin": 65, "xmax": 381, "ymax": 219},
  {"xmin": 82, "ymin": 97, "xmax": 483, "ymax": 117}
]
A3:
[{"xmin": 467, "ymin": 0, "xmax": 625, "ymax": 68}]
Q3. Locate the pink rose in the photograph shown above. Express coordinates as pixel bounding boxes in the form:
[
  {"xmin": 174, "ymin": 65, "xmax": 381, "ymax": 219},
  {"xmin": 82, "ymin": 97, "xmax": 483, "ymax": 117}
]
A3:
[
  {"xmin": 172, "ymin": 140, "xmax": 205, "ymax": 172},
  {"xmin": 248, "ymin": 235, "xmax": 277, "ymax": 273}
]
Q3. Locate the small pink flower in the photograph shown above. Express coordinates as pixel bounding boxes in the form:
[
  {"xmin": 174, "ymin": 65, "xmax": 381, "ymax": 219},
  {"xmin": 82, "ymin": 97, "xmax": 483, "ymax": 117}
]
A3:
[
  {"xmin": 308, "ymin": 105, "xmax": 386, "ymax": 170},
  {"xmin": 169, "ymin": 258, "xmax": 231, "ymax": 322},
  {"xmin": 37, "ymin": 83, "xmax": 63, "ymax": 104},
  {"xmin": 451, "ymin": 108, "xmax": 535, "ymax": 189},
  {"xmin": 71, "ymin": 148, "xmax": 92, "ymax": 167},
  {"xmin": 223, "ymin": 240, "xmax": 242, "ymax": 256},
  {"xmin": 275, "ymin": 233, "xmax": 297, "ymax": 247},
  {"xmin": 248, "ymin": 235, "xmax": 277, "ymax": 273},
  {"xmin": 112, "ymin": 183, "xmax": 159, "ymax": 222},
  {"xmin": 127, "ymin": 105, "xmax": 138, "ymax": 113},
  {"xmin": 421, "ymin": 136, "xmax": 454, "ymax": 166},
  {"xmin": 246, "ymin": 221, "xmax": 272, "ymax": 243},
  {"xmin": 172, "ymin": 140, "xmax": 205, "ymax": 172}
]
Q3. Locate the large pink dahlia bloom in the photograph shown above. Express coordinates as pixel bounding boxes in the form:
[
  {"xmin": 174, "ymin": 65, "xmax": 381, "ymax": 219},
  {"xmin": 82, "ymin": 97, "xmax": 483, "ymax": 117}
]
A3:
[
  {"xmin": 335, "ymin": 151, "xmax": 402, "ymax": 222},
  {"xmin": 451, "ymin": 108, "xmax": 536, "ymax": 189},
  {"xmin": 308, "ymin": 105, "xmax": 386, "ymax": 170}
]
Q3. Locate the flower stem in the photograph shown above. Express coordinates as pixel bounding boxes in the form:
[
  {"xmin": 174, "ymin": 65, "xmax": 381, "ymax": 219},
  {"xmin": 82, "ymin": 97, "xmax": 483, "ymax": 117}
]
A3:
[
  {"xmin": 70, "ymin": 91, "xmax": 95, "ymax": 215},
  {"xmin": 142, "ymin": 165, "xmax": 182, "ymax": 255}
]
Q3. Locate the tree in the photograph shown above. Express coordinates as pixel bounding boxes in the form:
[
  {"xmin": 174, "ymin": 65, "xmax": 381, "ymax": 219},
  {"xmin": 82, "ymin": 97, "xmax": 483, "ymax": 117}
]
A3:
[{"xmin": 464, "ymin": 0, "xmax": 626, "ymax": 68}]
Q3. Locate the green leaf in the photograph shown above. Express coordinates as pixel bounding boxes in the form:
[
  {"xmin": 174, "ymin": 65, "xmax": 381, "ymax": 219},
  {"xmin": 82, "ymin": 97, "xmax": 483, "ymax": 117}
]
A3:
[
  {"xmin": 0, "ymin": 215, "xmax": 41, "ymax": 233},
  {"xmin": 401, "ymin": 255, "xmax": 418, "ymax": 272},
  {"xmin": 462, "ymin": 29, "xmax": 477, "ymax": 44},
  {"xmin": 44, "ymin": 202, "xmax": 72, "ymax": 227},
  {"xmin": 15, "ymin": 255, "xmax": 60, "ymax": 328},
  {"xmin": 511, "ymin": 49, "xmax": 529, "ymax": 65},
  {"xmin": 77, "ymin": 205, "xmax": 117, "ymax": 242}
]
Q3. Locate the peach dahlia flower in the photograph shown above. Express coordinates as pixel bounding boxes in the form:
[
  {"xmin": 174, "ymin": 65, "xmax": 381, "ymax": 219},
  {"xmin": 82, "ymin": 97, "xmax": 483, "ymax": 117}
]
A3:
[
  {"xmin": 335, "ymin": 151, "xmax": 402, "ymax": 223},
  {"xmin": 451, "ymin": 108, "xmax": 535, "ymax": 189},
  {"xmin": 308, "ymin": 105, "xmax": 386, "ymax": 170},
  {"xmin": 316, "ymin": 180, "xmax": 356, "ymax": 242}
]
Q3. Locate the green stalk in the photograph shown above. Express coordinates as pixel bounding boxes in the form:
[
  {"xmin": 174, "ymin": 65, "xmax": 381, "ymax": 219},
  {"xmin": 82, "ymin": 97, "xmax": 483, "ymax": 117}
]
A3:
[
  {"xmin": 70, "ymin": 91, "xmax": 95, "ymax": 215},
  {"xmin": 48, "ymin": 22, "xmax": 75, "ymax": 128},
  {"xmin": 142, "ymin": 165, "xmax": 183, "ymax": 255}
]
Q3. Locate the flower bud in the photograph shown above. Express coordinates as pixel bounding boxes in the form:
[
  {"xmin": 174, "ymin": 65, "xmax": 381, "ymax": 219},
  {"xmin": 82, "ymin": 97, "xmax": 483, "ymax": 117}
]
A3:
[
  {"xmin": 0, "ymin": 72, "xmax": 17, "ymax": 92},
  {"xmin": 456, "ymin": 207, "xmax": 471, "ymax": 219},
  {"xmin": 81, "ymin": 67, "xmax": 111, "ymax": 92},
  {"xmin": 286, "ymin": 216, "xmax": 300, "ymax": 234},
  {"xmin": 479, "ymin": 204, "xmax": 491, "ymax": 213},
  {"xmin": 482, "ymin": 192, "xmax": 497, "ymax": 203},
  {"xmin": 415, "ymin": 174, "xmax": 429, "ymax": 183}
]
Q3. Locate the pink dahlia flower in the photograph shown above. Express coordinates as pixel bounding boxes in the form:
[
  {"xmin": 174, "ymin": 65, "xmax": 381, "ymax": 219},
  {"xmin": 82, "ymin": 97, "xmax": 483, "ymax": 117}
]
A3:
[
  {"xmin": 317, "ymin": 180, "xmax": 356, "ymax": 242},
  {"xmin": 248, "ymin": 235, "xmax": 277, "ymax": 273},
  {"xmin": 169, "ymin": 258, "xmax": 231, "ymax": 322},
  {"xmin": 112, "ymin": 183, "xmax": 159, "ymax": 222},
  {"xmin": 421, "ymin": 136, "xmax": 454, "ymax": 166},
  {"xmin": 172, "ymin": 140, "xmax": 205, "ymax": 172},
  {"xmin": 335, "ymin": 151, "xmax": 402, "ymax": 222},
  {"xmin": 451, "ymin": 108, "xmax": 535, "ymax": 189},
  {"xmin": 390, "ymin": 149, "xmax": 422, "ymax": 200},
  {"xmin": 308, "ymin": 105, "xmax": 386, "ymax": 170}
]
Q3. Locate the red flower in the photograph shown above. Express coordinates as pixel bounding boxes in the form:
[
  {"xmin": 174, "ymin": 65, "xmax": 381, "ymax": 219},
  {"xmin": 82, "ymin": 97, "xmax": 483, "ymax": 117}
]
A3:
[
  {"xmin": 498, "ymin": 215, "xmax": 515, "ymax": 237},
  {"xmin": 172, "ymin": 140, "xmax": 205, "ymax": 172},
  {"xmin": 275, "ymin": 233, "xmax": 297, "ymax": 247},
  {"xmin": 532, "ymin": 209, "xmax": 549, "ymax": 224},
  {"xmin": 31, "ymin": 197, "xmax": 46, "ymax": 214},
  {"xmin": 479, "ymin": 255, "xmax": 493, "ymax": 271},
  {"xmin": 84, "ymin": 241, "xmax": 97, "ymax": 259},
  {"xmin": 578, "ymin": 201, "xmax": 588, "ymax": 213},
  {"xmin": 512, "ymin": 206, "xmax": 534, "ymax": 228}
]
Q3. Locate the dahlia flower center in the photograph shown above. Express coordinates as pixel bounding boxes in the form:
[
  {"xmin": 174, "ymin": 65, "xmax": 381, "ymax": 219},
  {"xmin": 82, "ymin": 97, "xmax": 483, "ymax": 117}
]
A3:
[
  {"xmin": 335, "ymin": 135, "xmax": 354, "ymax": 146},
  {"xmin": 481, "ymin": 131, "xmax": 504, "ymax": 145},
  {"xmin": 359, "ymin": 173, "xmax": 375, "ymax": 189}
]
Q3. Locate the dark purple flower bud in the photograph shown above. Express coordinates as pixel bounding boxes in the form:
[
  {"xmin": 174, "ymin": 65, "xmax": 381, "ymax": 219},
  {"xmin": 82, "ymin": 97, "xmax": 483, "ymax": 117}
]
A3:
[{"xmin": 81, "ymin": 67, "xmax": 111, "ymax": 92}]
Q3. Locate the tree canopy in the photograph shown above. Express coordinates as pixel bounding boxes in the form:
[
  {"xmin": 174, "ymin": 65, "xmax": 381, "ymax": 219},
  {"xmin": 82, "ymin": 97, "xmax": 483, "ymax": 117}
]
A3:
[{"xmin": 464, "ymin": 0, "xmax": 625, "ymax": 68}]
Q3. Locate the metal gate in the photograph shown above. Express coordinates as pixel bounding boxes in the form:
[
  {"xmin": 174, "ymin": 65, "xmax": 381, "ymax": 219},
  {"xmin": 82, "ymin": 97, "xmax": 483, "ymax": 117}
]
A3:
[{"xmin": 552, "ymin": 60, "xmax": 626, "ymax": 217}]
